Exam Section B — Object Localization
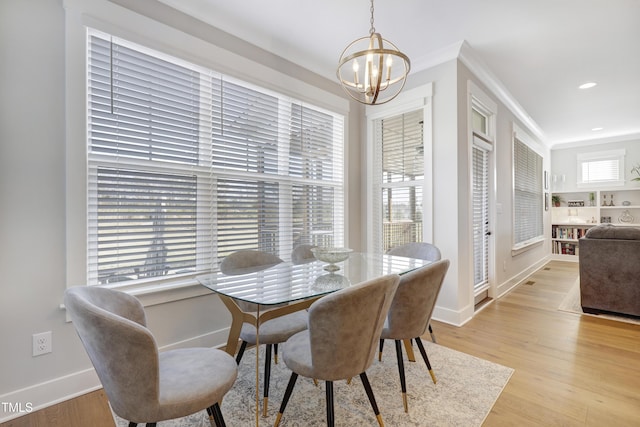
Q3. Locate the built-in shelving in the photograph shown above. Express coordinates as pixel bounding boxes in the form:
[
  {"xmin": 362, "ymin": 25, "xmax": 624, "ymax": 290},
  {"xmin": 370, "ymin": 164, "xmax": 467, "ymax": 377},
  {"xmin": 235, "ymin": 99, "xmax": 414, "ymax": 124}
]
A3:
[{"xmin": 550, "ymin": 188, "xmax": 640, "ymax": 260}]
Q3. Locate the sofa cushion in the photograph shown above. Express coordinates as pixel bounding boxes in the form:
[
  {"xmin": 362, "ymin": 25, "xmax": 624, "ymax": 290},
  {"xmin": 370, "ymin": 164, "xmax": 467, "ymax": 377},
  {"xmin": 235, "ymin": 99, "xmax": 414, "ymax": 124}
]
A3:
[{"xmin": 584, "ymin": 224, "xmax": 640, "ymax": 240}]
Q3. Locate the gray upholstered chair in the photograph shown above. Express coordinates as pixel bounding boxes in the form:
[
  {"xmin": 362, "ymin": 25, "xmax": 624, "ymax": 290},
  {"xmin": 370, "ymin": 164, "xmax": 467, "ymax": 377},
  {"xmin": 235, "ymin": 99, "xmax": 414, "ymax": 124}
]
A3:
[
  {"xmin": 387, "ymin": 241, "xmax": 441, "ymax": 262},
  {"xmin": 274, "ymin": 273, "xmax": 401, "ymax": 427},
  {"xmin": 379, "ymin": 260, "xmax": 450, "ymax": 412},
  {"xmin": 387, "ymin": 242, "xmax": 442, "ymax": 343},
  {"xmin": 290, "ymin": 244, "xmax": 317, "ymax": 264},
  {"xmin": 219, "ymin": 249, "xmax": 308, "ymax": 417},
  {"xmin": 64, "ymin": 286, "xmax": 237, "ymax": 427}
]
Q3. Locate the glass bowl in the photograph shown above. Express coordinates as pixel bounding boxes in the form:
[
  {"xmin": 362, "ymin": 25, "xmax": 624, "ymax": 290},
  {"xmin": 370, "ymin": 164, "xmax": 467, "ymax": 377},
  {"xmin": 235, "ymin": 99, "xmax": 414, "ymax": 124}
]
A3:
[{"xmin": 310, "ymin": 247, "xmax": 353, "ymax": 271}]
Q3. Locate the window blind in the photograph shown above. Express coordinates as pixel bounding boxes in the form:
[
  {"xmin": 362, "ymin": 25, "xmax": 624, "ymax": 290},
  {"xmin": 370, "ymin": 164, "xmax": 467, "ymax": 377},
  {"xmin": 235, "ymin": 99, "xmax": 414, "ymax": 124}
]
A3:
[
  {"xmin": 87, "ymin": 29, "xmax": 344, "ymax": 286},
  {"xmin": 472, "ymin": 141, "xmax": 489, "ymax": 289},
  {"xmin": 513, "ymin": 138, "xmax": 543, "ymax": 246},
  {"xmin": 373, "ymin": 109, "xmax": 424, "ymax": 253}
]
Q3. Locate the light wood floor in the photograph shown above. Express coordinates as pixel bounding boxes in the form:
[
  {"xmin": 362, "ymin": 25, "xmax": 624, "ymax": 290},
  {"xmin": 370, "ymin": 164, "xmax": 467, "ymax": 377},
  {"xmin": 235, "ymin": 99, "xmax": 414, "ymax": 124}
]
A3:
[{"xmin": 4, "ymin": 261, "xmax": 640, "ymax": 426}]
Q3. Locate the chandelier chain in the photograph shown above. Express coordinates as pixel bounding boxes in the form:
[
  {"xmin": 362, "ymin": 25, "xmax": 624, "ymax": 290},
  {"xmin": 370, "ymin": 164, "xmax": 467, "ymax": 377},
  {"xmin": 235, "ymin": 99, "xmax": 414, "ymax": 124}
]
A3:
[{"xmin": 369, "ymin": 0, "xmax": 375, "ymax": 35}]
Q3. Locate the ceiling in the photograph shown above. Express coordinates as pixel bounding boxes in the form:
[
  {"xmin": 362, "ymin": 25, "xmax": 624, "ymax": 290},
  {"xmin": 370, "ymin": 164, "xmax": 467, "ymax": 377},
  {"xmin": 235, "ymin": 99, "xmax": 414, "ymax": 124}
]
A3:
[{"xmin": 157, "ymin": 0, "xmax": 640, "ymax": 147}]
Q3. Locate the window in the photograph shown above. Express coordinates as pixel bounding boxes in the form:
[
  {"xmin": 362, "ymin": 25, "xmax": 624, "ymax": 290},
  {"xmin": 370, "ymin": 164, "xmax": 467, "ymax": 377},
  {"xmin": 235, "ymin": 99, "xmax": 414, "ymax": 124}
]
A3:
[
  {"xmin": 513, "ymin": 129, "xmax": 543, "ymax": 249},
  {"xmin": 87, "ymin": 29, "xmax": 344, "ymax": 286},
  {"xmin": 374, "ymin": 110, "xmax": 424, "ymax": 252},
  {"xmin": 366, "ymin": 84, "xmax": 433, "ymax": 253},
  {"xmin": 577, "ymin": 149, "xmax": 625, "ymax": 187}
]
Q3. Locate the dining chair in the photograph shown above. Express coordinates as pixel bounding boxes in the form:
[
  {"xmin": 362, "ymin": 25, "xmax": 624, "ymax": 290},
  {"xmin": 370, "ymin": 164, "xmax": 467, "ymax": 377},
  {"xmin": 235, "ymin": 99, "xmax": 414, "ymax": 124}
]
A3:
[
  {"xmin": 219, "ymin": 249, "xmax": 309, "ymax": 417},
  {"xmin": 387, "ymin": 242, "xmax": 442, "ymax": 343},
  {"xmin": 274, "ymin": 273, "xmax": 401, "ymax": 427},
  {"xmin": 64, "ymin": 286, "xmax": 237, "ymax": 427},
  {"xmin": 378, "ymin": 259, "xmax": 450, "ymax": 412},
  {"xmin": 290, "ymin": 244, "xmax": 317, "ymax": 264}
]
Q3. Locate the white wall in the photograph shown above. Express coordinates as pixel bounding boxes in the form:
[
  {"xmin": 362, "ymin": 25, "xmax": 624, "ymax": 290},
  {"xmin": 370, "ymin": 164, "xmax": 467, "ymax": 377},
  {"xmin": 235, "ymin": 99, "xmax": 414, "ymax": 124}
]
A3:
[{"xmin": 551, "ymin": 138, "xmax": 640, "ymax": 192}]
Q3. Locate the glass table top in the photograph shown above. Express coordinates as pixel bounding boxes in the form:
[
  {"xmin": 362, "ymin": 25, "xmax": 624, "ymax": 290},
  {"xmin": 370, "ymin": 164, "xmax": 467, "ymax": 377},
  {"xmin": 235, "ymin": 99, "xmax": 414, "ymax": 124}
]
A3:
[{"xmin": 197, "ymin": 252, "xmax": 431, "ymax": 306}]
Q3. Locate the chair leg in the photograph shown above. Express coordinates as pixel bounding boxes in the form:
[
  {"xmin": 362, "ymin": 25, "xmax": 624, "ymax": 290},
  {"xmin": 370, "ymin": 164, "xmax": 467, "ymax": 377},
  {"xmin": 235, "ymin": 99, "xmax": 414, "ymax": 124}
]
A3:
[
  {"xmin": 325, "ymin": 381, "xmax": 335, "ymax": 427},
  {"xmin": 263, "ymin": 344, "xmax": 272, "ymax": 417},
  {"xmin": 378, "ymin": 338, "xmax": 384, "ymax": 361},
  {"xmin": 206, "ymin": 406, "xmax": 215, "ymax": 426},
  {"xmin": 235, "ymin": 340, "xmax": 248, "ymax": 365},
  {"xmin": 274, "ymin": 372, "xmax": 298, "ymax": 427},
  {"xmin": 359, "ymin": 372, "xmax": 384, "ymax": 427},
  {"xmin": 394, "ymin": 340, "xmax": 408, "ymax": 412},
  {"xmin": 429, "ymin": 323, "xmax": 437, "ymax": 343},
  {"xmin": 415, "ymin": 337, "xmax": 437, "ymax": 384},
  {"xmin": 128, "ymin": 423, "xmax": 137, "ymax": 427},
  {"xmin": 145, "ymin": 424, "xmax": 156, "ymax": 427},
  {"xmin": 274, "ymin": 343, "xmax": 279, "ymax": 364},
  {"xmin": 211, "ymin": 403, "xmax": 226, "ymax": 427}
]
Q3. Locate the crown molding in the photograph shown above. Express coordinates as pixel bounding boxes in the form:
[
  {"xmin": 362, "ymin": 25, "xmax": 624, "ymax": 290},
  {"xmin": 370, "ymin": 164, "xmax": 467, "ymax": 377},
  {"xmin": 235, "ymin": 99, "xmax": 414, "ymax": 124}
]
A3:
[{"xmin": 457, "ymin": 41, "xmax": 547, "ymax": 145}]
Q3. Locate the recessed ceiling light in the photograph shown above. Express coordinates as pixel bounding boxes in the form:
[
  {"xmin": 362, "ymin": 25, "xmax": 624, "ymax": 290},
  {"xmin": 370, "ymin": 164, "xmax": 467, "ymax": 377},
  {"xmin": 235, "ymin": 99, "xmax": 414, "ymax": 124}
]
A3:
[
  {"xmin": 591, "ymin": 127, "xmax": 603, "ymax": 131},
  {"xmin": 579, "ymin": 82, "xmax": 597, "ymax": 89}
]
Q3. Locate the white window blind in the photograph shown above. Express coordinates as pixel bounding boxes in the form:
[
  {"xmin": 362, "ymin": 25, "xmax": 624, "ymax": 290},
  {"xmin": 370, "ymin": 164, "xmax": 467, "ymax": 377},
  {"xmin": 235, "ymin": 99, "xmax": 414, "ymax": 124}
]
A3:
[
  {"xmin": 513, "ymin": 138, "xmax": 543, "ymax": 247},
  {"xmin": 373, "ymin": 109, "xmax": 424, "ymax": 252},
  {"xmin": 87, "ymin": 29, "xmax": 344, "ymax": 286},
  {"xmin": 472, "ymin": 137, "xmax": 490, "ymax": 289},
  {"xmin": 577, "ymin": 149, "xmax": 625, "ymax": 186}
]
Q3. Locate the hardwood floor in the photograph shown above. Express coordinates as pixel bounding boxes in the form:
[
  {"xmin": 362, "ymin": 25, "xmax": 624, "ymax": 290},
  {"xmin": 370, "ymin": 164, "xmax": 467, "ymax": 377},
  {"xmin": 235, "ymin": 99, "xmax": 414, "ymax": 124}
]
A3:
[{"xmin": 4, "ymin": 261, "xmax": 640, "ymax": 426}]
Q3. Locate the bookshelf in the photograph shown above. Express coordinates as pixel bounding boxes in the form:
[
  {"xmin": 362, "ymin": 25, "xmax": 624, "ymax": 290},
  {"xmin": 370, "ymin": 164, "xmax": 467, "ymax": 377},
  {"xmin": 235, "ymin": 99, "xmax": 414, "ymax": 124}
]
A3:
[{"xmin": 550, "ymin": 188, "xmax": 640, "ymax": 260}]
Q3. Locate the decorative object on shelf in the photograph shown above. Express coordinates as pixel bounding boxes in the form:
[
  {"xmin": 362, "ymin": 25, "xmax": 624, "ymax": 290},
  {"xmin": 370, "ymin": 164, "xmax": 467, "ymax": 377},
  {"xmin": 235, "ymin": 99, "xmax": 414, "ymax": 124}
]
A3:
[
  {"xmin": 610, "ymin": 194, "xmax": 615, "ymax": 206},
  {"xmin": 311, "ymin": 247, "xmax": 353, "ymax": 272},
  {"xmin": 623, "ymin": 200, "xmax": 631, "ymax": 206},
  {"xmin": 568, "ymin": 200, "xmax": 585, "ymax": 207},
  {"xmin": 589, "ymin": 192, "xmax": 595, "ymax": 206},
  {"xmin": 336, "ymin": 0, "xmax": 410, "ymax": 105},
  {"xmin": 631, "ymin": 163, "xmax": 640, "ymax": 181},
  {"xmin": 591, "ymin": 217, "xmax": 597, "ymax": 224},
  {"xmin": 618, "ymin": 210, "xmax": 634, "ymax": 224},
  {"xmin": 552, "ymin": 194, "xmax": 562, "ymax": 207},
  {"xmin": 600, "ymin": 216, "xmax": 612, "ymax": 224},
  {"xmin": 602, "ymin": 194, "xmax": 607, "ymax": 206}
]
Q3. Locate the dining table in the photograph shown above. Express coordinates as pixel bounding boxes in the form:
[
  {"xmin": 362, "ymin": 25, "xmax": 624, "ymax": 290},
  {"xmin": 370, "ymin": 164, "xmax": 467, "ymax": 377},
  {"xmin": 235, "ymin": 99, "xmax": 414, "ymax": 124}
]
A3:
[{"xmin": 197, "ymin": 251, "xmax": 432, "ymax": 425}]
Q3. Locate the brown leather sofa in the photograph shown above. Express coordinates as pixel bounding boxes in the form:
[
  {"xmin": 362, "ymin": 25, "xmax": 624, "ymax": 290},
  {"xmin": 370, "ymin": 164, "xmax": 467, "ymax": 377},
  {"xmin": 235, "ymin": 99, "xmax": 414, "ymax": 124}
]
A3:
[{"xmin": 579, "ymin": 224, "xmax": 640, "ymax": 318}]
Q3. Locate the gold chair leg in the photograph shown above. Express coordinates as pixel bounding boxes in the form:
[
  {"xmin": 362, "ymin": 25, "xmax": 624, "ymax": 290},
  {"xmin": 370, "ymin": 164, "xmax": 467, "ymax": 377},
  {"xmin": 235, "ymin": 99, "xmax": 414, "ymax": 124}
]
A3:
[
  {"xmin": 376, "ymin": 413, "xmax": 385, "ymax": 427},
  {"xmin": 313, "ymin": 378, "xmax": 318, "ymax": 387},
  {"xmin": 274, "ymin": 412, "xmax": 283, "ymax": 427},
  {"xmin": 402, "ymin": 392, "xmax": 408, "ymax": 413},
  {"xmin": 403, "ymin": 339, "xmax": 416, "ymax": 362},
  {"xmin": 429, "ymin": 369, "xmax": 437, "ymax": 384},
  {"xmin": 262, "ymin": 397, "xmax": 268, "ymax": 418}
]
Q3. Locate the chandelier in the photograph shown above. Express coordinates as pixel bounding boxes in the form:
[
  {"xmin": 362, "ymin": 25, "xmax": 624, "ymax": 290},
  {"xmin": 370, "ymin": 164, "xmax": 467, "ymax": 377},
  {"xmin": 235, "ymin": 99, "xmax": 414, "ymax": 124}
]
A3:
[{"xmin": 337, "ymin": 0, "xmax": 411, "ymax": 105}]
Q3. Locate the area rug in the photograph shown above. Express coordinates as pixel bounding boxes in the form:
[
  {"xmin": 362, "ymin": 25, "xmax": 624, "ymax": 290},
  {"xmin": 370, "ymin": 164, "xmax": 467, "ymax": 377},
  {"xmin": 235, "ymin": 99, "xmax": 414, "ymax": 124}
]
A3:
[
  {"xmin": 112, "ymin": 341, "xmax": 513, "ymax": 426},
  {"xmin": 558, "ymin": 278, "xmax": 640, "ymax": 326}
]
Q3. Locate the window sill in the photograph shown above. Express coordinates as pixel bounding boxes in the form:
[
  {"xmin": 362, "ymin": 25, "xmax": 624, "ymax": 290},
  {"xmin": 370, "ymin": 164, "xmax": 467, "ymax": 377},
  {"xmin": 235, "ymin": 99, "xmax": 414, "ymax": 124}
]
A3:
[
  {"xmin": 511, "ymin": 236, "xmax": 545, "ymax": 256},
  {"xmin": 62, "ymin": 277, "xmax": 215, "ymax": 319}
]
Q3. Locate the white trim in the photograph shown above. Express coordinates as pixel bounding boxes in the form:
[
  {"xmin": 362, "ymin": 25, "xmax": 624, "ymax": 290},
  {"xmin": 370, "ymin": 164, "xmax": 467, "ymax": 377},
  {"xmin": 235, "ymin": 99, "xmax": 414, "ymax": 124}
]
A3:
[{"xmin": 364, "ymin": 83, "xmax": 434, "ymax": 252}]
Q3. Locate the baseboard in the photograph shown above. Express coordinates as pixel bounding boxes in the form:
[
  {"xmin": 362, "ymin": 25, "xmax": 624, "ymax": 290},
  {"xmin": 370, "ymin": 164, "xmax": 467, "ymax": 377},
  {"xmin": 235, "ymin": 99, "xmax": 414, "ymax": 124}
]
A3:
[
  {"xmin": 431, "ymin": 257, "xmax": 551, "ymax": 328},
  {"xmin": 496, "ymin": 256, "xmax": 550, "ymax": 298},
  {"xmin": 0, "ymin": 329, "xmax": 229, "ymax": 423}
]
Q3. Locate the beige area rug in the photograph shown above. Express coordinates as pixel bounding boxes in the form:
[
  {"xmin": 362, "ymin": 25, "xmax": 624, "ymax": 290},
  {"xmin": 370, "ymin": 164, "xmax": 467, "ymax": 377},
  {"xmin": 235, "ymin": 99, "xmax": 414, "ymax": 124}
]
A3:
[
  {"xmin": 112, "ymin": 341, "xmax": 513, "ymax": 426},
  {"xmin": 558, "ymin": 278, "xmax": 640, "ymax": 326}
]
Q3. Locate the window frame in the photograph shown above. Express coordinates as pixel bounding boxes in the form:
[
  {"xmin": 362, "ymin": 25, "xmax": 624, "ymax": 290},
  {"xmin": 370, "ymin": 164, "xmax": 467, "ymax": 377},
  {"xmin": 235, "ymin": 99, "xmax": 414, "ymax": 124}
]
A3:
[
  {"xmin": 365, "ymin": 84, "xmax": 433, "ymax": 253},
  {"xmin": 576, "ymin": 149, "xmax": 626, "ymax": 188},
  {"xmin": 511, "ymin": 123, "xmax": 545, "ymax": 253},
  {"xmin": 64, "ymin": 1, "xmax": 349, "ymax": 306}
]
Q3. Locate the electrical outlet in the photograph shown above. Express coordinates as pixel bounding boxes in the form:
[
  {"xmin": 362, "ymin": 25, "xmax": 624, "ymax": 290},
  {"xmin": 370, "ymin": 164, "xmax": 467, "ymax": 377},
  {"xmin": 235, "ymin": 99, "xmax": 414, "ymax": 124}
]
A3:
[{"xmin": 33, "ymin": 331, "xmax": 52, "ymax": 356}]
